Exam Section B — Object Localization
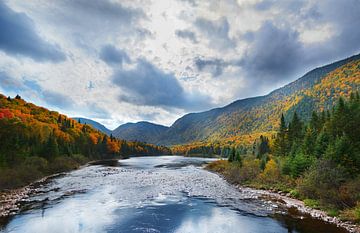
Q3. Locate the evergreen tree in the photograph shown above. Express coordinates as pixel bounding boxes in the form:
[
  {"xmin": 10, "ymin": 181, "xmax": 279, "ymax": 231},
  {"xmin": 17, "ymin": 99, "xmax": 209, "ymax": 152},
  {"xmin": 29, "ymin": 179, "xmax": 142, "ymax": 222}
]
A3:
[
  {"xmin": 228, "ymin": 147, "xmax": 235, "ymax": 162},
  {"xmin": 288, "ymin": 112, "xmax": 303, "ymax": 144},
  {"xmin": 43, "ymin": 134, "xmax": 59, "ymax": 159},
  {"xmin": 273, "ymin": 114, "xmax": 288, "ymax": 156}
]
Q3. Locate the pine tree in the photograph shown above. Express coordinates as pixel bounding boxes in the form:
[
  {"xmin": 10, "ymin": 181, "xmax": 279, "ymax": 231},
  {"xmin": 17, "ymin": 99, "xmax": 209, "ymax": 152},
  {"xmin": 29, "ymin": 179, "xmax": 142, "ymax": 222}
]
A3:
[
  {"xmin": 288, "ymin": 112, "xmax": 303, "ymax": 145},
  {"xmin": 44, "ymin": 134, "xmax": 59, "ymax": 159},
  {"xmin": 228, "ymin": 147, "xmax": 235, "ymax": 162},
  {"xmin": 273, "ymin": 114, "xmax": 288, "ymax": 156}
]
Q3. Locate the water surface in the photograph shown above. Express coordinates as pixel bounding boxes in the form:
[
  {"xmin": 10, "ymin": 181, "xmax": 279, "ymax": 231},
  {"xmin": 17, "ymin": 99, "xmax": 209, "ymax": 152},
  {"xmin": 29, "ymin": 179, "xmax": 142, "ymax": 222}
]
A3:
[{"xmin": 0, "ymin": 156, "xmax": 347, "ymax": 233}]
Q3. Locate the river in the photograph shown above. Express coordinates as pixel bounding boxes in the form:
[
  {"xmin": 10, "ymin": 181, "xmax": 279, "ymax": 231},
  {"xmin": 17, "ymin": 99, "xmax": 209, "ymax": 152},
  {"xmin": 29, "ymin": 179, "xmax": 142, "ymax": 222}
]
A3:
[{"xmin": 0, "ymin": 156, "xmax": 348, "ymax": 233}]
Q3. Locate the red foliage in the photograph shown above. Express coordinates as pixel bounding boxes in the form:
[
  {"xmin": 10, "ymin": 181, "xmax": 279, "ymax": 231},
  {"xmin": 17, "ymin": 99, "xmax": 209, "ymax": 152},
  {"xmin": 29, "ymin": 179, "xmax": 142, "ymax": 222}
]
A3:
[{"xmin": 0, "ymin": 109, "xmax": 14, "ymax": 119}]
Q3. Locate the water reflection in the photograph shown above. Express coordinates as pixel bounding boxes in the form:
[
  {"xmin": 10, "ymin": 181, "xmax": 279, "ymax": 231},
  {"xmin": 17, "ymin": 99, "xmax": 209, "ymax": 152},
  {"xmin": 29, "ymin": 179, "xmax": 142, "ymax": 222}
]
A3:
[{"xmin": 1, "ymin": 156, "xmax": 348, "ymax": 233}]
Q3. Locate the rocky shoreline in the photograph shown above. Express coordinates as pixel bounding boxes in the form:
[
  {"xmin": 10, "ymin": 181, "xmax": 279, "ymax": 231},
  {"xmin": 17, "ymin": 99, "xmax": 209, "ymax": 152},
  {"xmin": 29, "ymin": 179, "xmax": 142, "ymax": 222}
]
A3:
[
  {"xmin": 234, "ymin": 184, "xmax": 360, "ymax": 233},
  {"xmin": 0, "ymin": 172, "xmax": 66, "ymax": 221}
]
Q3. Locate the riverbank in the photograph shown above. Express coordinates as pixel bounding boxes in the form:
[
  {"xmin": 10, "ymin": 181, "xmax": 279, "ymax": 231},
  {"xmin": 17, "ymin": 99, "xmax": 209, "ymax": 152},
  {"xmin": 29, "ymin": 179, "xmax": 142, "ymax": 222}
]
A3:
[
  {"xmin": 0, "ymin": 158, "xmax": 120, "ymax": 220},
  {"xmin": 0, "ymin": 172, "xmax": 66, "ymax": 221},
  {"xmin": 205, "ymin": 161, "xmax": 360, "ymax": 233}
]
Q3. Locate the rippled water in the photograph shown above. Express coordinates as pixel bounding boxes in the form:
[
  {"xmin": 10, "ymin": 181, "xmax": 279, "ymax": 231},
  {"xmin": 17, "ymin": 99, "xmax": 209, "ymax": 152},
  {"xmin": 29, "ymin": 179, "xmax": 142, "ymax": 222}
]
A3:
[{"xmin": 0, "ymin": 156, "xmax": 348, "ymax": 233}]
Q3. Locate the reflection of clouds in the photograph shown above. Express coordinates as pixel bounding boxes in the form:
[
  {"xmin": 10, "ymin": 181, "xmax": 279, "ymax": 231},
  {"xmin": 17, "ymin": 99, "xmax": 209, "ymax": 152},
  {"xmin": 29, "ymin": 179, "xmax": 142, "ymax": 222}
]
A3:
[
  {"xmin": 6, "ymin": 186, "xmax": 120, "ymax": 233},
  {"xmin": 174, "ymin": 208, "xmax": 285, "ymax": 233}
]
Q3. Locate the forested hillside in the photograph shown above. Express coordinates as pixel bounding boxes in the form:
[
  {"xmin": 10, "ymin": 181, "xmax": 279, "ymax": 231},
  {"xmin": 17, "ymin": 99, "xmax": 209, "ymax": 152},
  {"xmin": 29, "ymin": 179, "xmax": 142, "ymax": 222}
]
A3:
[
  {"xmin": 159, "ymin": 54, "xmax": 360, "ymax": 146},
  {"xmin": 0, "ymin": 95, "xmax": 171, "ymax": 189},
  {"xmin": 208, "ymin": 93, "xmax": 360, "ymax": 223}
]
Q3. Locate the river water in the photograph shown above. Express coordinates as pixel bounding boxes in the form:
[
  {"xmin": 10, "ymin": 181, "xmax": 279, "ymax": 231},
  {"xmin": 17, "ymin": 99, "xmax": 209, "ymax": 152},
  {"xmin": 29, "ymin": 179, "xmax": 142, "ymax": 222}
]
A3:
[{"xmin": 0, "ymin": 156, "xmax": 348, "ymax": 233}]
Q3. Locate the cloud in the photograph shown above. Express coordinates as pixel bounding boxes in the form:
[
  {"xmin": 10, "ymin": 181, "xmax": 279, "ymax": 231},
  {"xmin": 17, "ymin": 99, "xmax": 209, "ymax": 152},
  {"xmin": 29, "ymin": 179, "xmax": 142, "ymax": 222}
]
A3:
[
  {"xmin": 178, "ymin": 0, "xmax": 198, "ymax": 7},
  {"xmin": 194, "ymin": 57, "xmax": 227, "ymax": 77},
  {"xmin": 194, "ymin": 17, "xmax": 235, "ymax": 50},
  {"xmin": 112, "ymin": 59, "xmax": 211, "ymax": 110},
  {"xmin": 0, "ymin": 72, "xmax": 23, "ymax": 92},
  {"xmin": 241, "ymin": 21, "xmax": 302, "ymax": 83},
  {"xmin": 48, "ymin": 0, "xmax": 147, "ymax": 43},
  {"xmin": 99, "ymin": 45, "xmax": 130, "ymax": 67},
  {"xmin": 307, "ymin": 0, "xmax": 360, "ymax": 61},
  {"xmin": 175, "ymin": 29, "xmax": 198, "ymax": 43},
  {"xmin": 0, "ymin": 2, "xmax": 66, "ymax": 62},
  {"xmin": 0, "ymin": 72, "xmax": 73, "ymax": 109},
  {"xmin": 65, "ymin": 0, "xmax": 144, "ymax": 23}
]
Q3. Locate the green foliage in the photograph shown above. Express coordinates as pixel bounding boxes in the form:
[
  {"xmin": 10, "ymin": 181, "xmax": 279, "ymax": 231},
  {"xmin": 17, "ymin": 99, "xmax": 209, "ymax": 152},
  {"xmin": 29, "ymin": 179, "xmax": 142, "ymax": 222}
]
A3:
[
  {"xmin": 283, "ymin": 152, "xmax": 314, "ymax": 178},
  {"xmin": 304, "ymin": 199, "xmax": 320, "ymax": 209}
]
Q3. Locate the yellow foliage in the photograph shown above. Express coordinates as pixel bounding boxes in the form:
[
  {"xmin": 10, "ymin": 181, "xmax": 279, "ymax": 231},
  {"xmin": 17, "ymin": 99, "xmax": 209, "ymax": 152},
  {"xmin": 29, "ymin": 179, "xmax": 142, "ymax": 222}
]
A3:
[{"xmin": 258, "ymin": 159, "xmax": 281, "ymax": 184}]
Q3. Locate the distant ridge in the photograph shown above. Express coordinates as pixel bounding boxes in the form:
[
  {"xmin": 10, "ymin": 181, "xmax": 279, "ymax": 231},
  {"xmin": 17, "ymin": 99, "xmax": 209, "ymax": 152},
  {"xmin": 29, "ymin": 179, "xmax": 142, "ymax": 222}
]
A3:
[
  {"xmin": 112, "ymin": 121, "xmax": 169, "ymax": 144},
  {"xmin": 72, "ymin": 117, "xmax": 112, "ymax": 135}
]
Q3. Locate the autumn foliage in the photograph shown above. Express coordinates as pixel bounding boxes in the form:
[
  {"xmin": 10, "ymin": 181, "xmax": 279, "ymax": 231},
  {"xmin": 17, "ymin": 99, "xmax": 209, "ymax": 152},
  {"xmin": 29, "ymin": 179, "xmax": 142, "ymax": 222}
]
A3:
[{"xmin": 0, "ymin": 94, "xmax": 171, "ymax": 189}]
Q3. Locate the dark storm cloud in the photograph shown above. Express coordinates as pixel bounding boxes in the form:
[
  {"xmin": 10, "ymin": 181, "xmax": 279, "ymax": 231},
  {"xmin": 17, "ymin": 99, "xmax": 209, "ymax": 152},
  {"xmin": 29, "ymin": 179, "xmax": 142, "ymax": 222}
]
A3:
[
  {"xmin": 175, "ymin": 29, "xmax": 198, "ymax": 43},
  {"xmin": 37, "ymin": 0, "xmax": 148, "ymax": 49},
  {"xmin": 112, "ymin": 59, "xmax": 211, "ymax": 110},
  {"xmin": 99, "ymin": 45, "xmax": 130, "ymax": 66},
  {"xmin": 229, "ymin": 0, "xmax": 360, "ymax": 92},
  {"xmin": 241, "ymin": 21, "xmax": 302, "ymax": 80},
  {"xmin": 0, "ymin": 2, "xmax": 66, "ymax": 62},
  {"xmin": 194, "ymin": 17, "xmax": 235, "ymax": 50},
  {"xmin": 194, "ymin": 57, "xmax": 227, "ymax": 77},
  {"xmin": 308, "ymin": 0, "xmax": 360, "ymax": 61},
  {"xmin": 251, "ymin": 0, "xmax": 360, "ymax": 68}
]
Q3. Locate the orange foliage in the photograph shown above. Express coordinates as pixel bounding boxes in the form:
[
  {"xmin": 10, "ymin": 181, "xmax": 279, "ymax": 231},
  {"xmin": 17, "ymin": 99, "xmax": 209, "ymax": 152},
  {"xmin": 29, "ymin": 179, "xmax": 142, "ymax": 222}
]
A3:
[
  {"xmin": 89, "ymin": 133, "xmax": 98, "ymax": 145},
  {"xmin": 107, "ymin": 140, "xmax": 120, "ymax": 153}
]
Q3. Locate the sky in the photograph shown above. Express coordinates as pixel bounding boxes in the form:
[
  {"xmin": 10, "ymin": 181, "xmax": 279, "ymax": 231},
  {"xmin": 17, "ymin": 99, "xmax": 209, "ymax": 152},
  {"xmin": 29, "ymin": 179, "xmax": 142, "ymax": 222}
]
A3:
[{"xmin": 0, "ymin": 0, "xmax": 359, "ymax": 129}]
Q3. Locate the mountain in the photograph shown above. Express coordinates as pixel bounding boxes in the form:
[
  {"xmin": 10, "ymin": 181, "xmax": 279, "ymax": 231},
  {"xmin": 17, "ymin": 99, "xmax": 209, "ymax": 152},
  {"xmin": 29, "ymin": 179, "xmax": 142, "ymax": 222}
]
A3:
[
  {"xmin": 72, "ymin": 117, "xmax": 111, "ymax": 135},
  {"xmin": 156, "ymin": 53, "xmax": 360, "ymax": 145},
  {"xmin": 112, "ymin": 121, "xmax": 169, "ymax": 144}
]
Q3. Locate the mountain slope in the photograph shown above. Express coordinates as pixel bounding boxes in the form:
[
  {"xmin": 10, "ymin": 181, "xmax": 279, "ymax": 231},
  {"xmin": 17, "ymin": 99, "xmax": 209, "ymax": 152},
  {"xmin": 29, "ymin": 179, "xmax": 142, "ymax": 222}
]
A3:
[
  {"xmin": 72, "ymin": 117, "xmax": 111, "ymax": 135},
  {"xmin": 157, "ymin": 54, "xmax": 360, "ymax": 145},
  {"xmin": 113, "ymin": 121, "xmax": 169, "ymax": 144}
]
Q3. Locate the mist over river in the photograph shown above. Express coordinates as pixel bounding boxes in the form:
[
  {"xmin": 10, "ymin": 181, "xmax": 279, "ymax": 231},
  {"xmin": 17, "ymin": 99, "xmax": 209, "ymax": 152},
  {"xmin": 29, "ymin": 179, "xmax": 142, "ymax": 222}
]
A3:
[{"xmin": 0, "ymin": 156, "xmax": 347, "ymax": 233}]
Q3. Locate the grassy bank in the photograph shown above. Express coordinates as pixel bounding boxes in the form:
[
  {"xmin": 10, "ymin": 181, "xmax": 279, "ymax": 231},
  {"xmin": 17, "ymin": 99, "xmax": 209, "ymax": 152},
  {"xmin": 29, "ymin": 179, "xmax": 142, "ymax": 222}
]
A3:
[
  {"xmin": 0, "ymin": 154, "xmax": 91, "ymax": 190},
  {"xmin": 206, "ymin": 157, "xmax": 360, "ymax": 224}
]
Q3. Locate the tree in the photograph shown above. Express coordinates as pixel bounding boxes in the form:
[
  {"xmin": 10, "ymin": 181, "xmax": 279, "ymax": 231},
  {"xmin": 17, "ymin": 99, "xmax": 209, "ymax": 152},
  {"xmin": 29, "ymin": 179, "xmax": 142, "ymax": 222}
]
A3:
[
  {"xmin": 228, "ymin": 147, "xmax": 235, "ymax": 162},
  {"xmin": 273, "ymin": 114, "xmax": 288, "ymax": 156},
  {"xmin": 288, "ymin": 112, "xmax": 303, "ymax": 145},
  {"xmin": 43, "ymin": 134, "xmax": 59, "ymax": 159},
  {"xmin": 234, "ymin": 150, "xmax": 242, "ymax": 166}
]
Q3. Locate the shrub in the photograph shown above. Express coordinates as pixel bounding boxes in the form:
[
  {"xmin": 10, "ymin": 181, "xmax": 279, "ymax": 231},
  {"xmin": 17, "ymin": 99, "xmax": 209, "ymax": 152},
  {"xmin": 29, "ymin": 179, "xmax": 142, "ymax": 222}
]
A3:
[
  {"xmin": 258, "ymin": 159, "xmax": 281, "ymax": 185},
  {"xmin": 297, "ymin": 159, "xmax": 348, "ymax": 208},
  {"xmin": 340, "ymin": 202, "xmax": 360, "ymax": 223},
  {"xmin": 48, "ymin": 156, "xmax": 79, "ymax": 173},
  {"xmin": 304, "ymin": 199, "xmax": 320, "ymax": 209},
  {"xmin": 71, "ymin": 154, "xmax": 88, "ymax": 165},
  {"xmin": 238, "ymin": 158, "xmax": 261, "ymax": 182},
  {"xmin": 23, "ymin": 156, "xmax": 48, "ymax": 173},
  {"xmin": 206, "ymin": 160, "xmax": 228, "ymax": 173}
]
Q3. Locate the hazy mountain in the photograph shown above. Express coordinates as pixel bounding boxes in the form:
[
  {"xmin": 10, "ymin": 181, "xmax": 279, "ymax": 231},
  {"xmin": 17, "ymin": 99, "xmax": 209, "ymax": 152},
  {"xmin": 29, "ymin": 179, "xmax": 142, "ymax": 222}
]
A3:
[
  {"xmin": 72, "ymin": 117, "xmax": 112, "ymax": 135},
  {"xmin": 112, "ymin": 121, "xmax": 169, "ymax": 144}
]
